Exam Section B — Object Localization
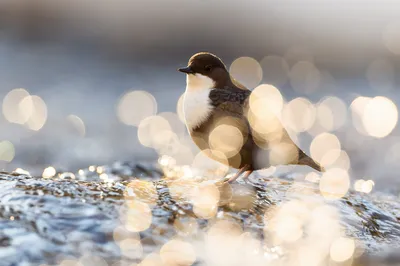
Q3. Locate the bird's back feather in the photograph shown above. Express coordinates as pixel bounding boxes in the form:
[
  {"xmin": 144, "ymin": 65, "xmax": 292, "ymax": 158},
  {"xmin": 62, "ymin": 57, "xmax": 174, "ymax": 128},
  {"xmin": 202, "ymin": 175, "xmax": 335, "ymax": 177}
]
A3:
[{"xmin": 205, "ymin": 86, "xmax": 324, "ymax": 172}]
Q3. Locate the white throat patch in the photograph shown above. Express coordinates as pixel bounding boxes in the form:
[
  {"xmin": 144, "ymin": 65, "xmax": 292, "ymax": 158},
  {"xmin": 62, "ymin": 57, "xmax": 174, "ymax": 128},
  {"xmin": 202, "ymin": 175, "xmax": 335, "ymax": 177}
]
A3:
[{"xmin": 183, "ymin": 74, "xmax": 215, "ymax": 131}]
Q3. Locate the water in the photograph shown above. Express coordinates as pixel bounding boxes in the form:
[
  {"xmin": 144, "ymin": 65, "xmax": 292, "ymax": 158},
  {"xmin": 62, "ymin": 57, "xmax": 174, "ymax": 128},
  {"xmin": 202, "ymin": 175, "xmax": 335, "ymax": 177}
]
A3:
[{"xmin": 0, "ymin": 160, "xmax": 399, "ymax": 266}]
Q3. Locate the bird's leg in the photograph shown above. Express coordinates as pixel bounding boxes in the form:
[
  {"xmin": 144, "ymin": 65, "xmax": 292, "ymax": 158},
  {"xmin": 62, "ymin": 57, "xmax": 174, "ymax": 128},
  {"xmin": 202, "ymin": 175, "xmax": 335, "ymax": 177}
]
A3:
[
  {"xmin": 225, "ymin": 165, "xmax": 251, "ymax": 183},
  {"xmin": 242, "ymin": 170, "xmax": 253, "ymax": 180},
  {"xmin": 237, "ymin": 170, "xmax": 254, "ymax": 184}
]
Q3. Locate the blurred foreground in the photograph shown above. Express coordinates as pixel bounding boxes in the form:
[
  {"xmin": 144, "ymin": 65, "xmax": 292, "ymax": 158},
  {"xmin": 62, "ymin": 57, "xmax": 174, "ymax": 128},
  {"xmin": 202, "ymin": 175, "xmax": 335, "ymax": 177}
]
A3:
[{"xmin": 0, "ymin": 160, "xmax": 399, "ymax": 266}]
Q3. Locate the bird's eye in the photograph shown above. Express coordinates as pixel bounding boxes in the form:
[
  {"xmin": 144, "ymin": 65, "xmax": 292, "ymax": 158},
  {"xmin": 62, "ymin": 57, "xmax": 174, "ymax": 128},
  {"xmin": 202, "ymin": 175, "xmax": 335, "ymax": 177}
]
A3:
[{"xmin": 205, "ymin": 65, "xmax": 212, "ymax": 71}]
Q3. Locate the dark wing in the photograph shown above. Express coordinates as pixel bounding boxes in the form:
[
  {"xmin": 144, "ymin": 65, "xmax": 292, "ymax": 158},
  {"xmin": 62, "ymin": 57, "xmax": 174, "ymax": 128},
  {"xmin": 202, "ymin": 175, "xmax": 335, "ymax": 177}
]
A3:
[
  {"xmin": 208, "ymin": 87, "xmax": 324, "ymax": 171},
  {"xmin": 208, "ymin": 87, "xmax": 251, "ymax": 117},
  {"xmin": 208, "ymin": 87, "xmax": 254, "ymax": 167}
]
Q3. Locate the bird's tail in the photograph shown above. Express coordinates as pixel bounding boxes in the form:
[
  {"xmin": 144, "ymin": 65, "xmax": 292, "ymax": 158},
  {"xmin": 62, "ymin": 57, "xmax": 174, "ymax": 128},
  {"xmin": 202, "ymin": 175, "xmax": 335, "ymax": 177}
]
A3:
[{"xmin": 298, "ymin": 150, "xmax": 325, "ymax": 172}]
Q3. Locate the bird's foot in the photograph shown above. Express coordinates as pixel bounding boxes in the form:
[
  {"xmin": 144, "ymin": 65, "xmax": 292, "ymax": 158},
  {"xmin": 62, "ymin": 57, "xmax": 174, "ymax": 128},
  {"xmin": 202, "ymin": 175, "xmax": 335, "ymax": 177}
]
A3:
[{"xmin": 221, "ymin": 165, "xmax": 252, "ymax": 184}]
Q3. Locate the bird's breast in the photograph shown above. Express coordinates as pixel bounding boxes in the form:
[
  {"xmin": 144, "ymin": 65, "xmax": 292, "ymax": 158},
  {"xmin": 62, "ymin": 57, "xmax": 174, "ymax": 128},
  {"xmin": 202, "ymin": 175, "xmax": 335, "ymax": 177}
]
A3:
[{"xmin": 183, "ymin": 78, "xmax": 214, "ymax": 131}]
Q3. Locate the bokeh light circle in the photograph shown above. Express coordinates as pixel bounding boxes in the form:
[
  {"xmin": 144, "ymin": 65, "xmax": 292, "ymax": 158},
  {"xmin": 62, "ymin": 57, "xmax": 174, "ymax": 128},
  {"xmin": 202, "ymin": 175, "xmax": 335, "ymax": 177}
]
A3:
[
  {"xmin": 316, "ymin": 96, "xmax": 347, "ymax": 131},
  {"xmin": 229, "ymin": 57, "xmax": 262, "ymax": 89},
  {"xmin": 282, "ymin": 97, "xmax": 316, "ymax": 132},
  {"xmin": 362, "ymin": 96, "xmax": 398, "ymax": 138},
  {"xmin": 330, "ymin": 237, "xmax": 355, "ymax": 262},
  {"xmin": 117, "ymin": 90, "xmax": 157, "ymax": 126},
  {"xmin": 310, "ymin": 133, "xmax": 341, "ymax": 164},
  {"xmin": 0, "ymin": 141, "xmax": 15, "ymax": 162},
  {"xmin": 319, "ymin": 168, "xmax": 350, "ymax": 199},
  {"xmin": 2, "ymin": 88, "xmax": 30, "ymax": 124},
  {"xmin": 20, "ymin": 95, "xmax": 48, "ymax": 131}
]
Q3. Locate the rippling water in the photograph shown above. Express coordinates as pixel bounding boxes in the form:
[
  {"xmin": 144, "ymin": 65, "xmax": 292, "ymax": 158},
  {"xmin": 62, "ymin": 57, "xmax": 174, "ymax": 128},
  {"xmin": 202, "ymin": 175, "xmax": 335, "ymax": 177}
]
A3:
[{"xmin": 0, "ymin": 161, "xmax": 399, "ymax": 266}]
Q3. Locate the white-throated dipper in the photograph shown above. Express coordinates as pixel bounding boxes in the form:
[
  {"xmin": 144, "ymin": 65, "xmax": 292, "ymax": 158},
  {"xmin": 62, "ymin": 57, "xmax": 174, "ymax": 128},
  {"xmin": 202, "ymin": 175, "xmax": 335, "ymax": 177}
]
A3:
[{"xmin": 178, "ymin": 52, "xmax": 324, "ymax": 182}]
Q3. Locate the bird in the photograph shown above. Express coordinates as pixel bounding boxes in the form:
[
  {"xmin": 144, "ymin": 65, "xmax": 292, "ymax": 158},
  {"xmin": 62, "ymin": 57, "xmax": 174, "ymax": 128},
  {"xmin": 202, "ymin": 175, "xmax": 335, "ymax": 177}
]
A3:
[{"xmin": 178, "ymin": 52, "xmax": 324, "ymax": 183}]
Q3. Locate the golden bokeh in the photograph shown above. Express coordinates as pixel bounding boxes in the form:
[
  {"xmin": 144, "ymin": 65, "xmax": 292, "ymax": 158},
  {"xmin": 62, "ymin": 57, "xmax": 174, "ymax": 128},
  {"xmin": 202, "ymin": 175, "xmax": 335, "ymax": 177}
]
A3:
[
  {"xmin": 247, "ymin": 84, "xmax": 284, "ymax": 147},
  {"xmin": 139, "ymin": 253, "xmax": 163, "ymax": 266},
  {"xmin": 320, "ymin": 149, "xmax": 351, "ymax": 171},
  {"xmin": 19, "ymin": 95, "xmax": 48, "ymax": 131},
  {"xmin": 67, "ymin": 115, "xmax": 86, "ymax": 137},
  {"xmin": 173, "ymin": 216, "xmax": 198, "ymax": 236},
  {"xmin": 260, "ymin": 55, "xmax": 289, "ymax": 87},
  {"xmin": 304, "ymin": 172, "xmax": 320, "ymax": 183},
  {"xmin": 118, "ymin": 238, "xmax": 143, "ymax": 259},
  {"xmin": 240, "ymin": 232, "xmax": 262, "ymax": 258},
  {"xmin": 308, "ymin": 204, "xmax": 341, "ymax": 240},
  {"xmin": 269, "ymin": 142, "xmax": 299, "ymax": 166},
  {"xmin": 310, "ymin": 133, "xmax": 341, "ymax": 164},
  {"xmin": 190, "ymin": 182, "xmax": 220, "ymax": 219},
  {"xmin": 166, "ymin": 143, "xmax": 194, "ymax": 166},
  {"xmin": 192, "ymin": 204, "xmax": 218, "ymax": 222},
  {"xmin": 208, "ymin": 219, "xmax": 243, "ymax": 239},
  {"xmin": 42, "ymin": 166, "xmax": 56, "ymax": 179},
  {"xmin": 265, "ymin": 200, "xmax": 309, "ymax": 245},
  {"xmin": 124, "ymin": 200, "xmax": 152, "ymax": 232},
  {"xmin": 0, "ymin": 140, "xmax": 15, "ymax": 162},
  {"xmin": 206, "ymin": 219, "xmax": 243, "ymax": 265},
  {"xmin": 294, "ymin": 246, "xmax": 325, "ymax": 266},
  {"xmin": 354, "ymin": 179, "xmax": 375, "ymax": 194},
  {"xmin": 209, "ymin": 124, "xmax": 244, "ymax": 158},
  {"xmin": 117, "ymin": 90, "xmax": 157, "ymax": 126},
  {"xmin": 362, "ymin": 96, "xmax": 398, "ymax": 138},
  {"xmin": 160, "ymin": 239, "xmax": 196, "ymax": 266},
  {"xmin": 192, "ymin": 149, "xmax": 229, "ymax": 178},
  {"xmin": 289, "ymin": 61, "xmax": 320, "ymax": 94},
  {"xmin": 151, "ymin": 129, "xmax": 180, "ymax": 156},
  {"xmin": 2, "ymin": 88, "xmax": 31, "ymax": 124},
  {"xmin": 319, "ymin": 168, "xmax": 350, "ymax": 199},
  {"xmin": 330, "ymin": 237, "xmax": 355, "ymax": 262},
  {"xmin": 382, "ymin": 21, "xmax": 400, "ymax": 55},
  {"xmin": 282, "ymin": 97, "xmax": 316, "ymax": 132},
  {"xmin": 113, "ymin": 225, "xmax": 140, "ymax": 244},
  {"xmin": 229, "ymin": 57, "xmax": 263, "ymax": 89},
  {"xmin": 137, "ymin": 115, "xmax": 172, "ymax": 148},
  {"xmin": 350, "ymin": 96, "xmax": 372, "ymax": 135},
  {"xmin": 249, "ymin": 84, "xmax": 284, "ymax": 116},
  {"xmin": 316, "ymin": 96, "xmax": 347, "ymax": 131}
]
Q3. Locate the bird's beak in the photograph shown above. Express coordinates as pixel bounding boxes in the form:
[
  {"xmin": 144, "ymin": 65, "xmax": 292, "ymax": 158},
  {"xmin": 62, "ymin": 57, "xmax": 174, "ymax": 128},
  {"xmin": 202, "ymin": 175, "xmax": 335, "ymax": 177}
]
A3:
[{"xmin": 178, "ymin": 66, "xmax": 194, "ymax": 74}]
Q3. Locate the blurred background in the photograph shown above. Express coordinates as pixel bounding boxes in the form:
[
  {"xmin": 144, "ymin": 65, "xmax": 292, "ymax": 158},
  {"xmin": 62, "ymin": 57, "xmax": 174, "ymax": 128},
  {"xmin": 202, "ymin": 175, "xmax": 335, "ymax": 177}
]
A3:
[{"xmin": 0, "ymin": 0, "xmax": 400, "ymax": 192}]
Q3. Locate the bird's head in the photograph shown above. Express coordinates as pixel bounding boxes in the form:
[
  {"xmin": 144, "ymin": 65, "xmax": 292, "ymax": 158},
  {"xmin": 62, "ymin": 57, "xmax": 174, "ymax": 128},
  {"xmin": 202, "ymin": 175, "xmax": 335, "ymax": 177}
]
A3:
[{"xmin": 178, "ymin": 52, "xmax": 230, "ymax": 90}]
